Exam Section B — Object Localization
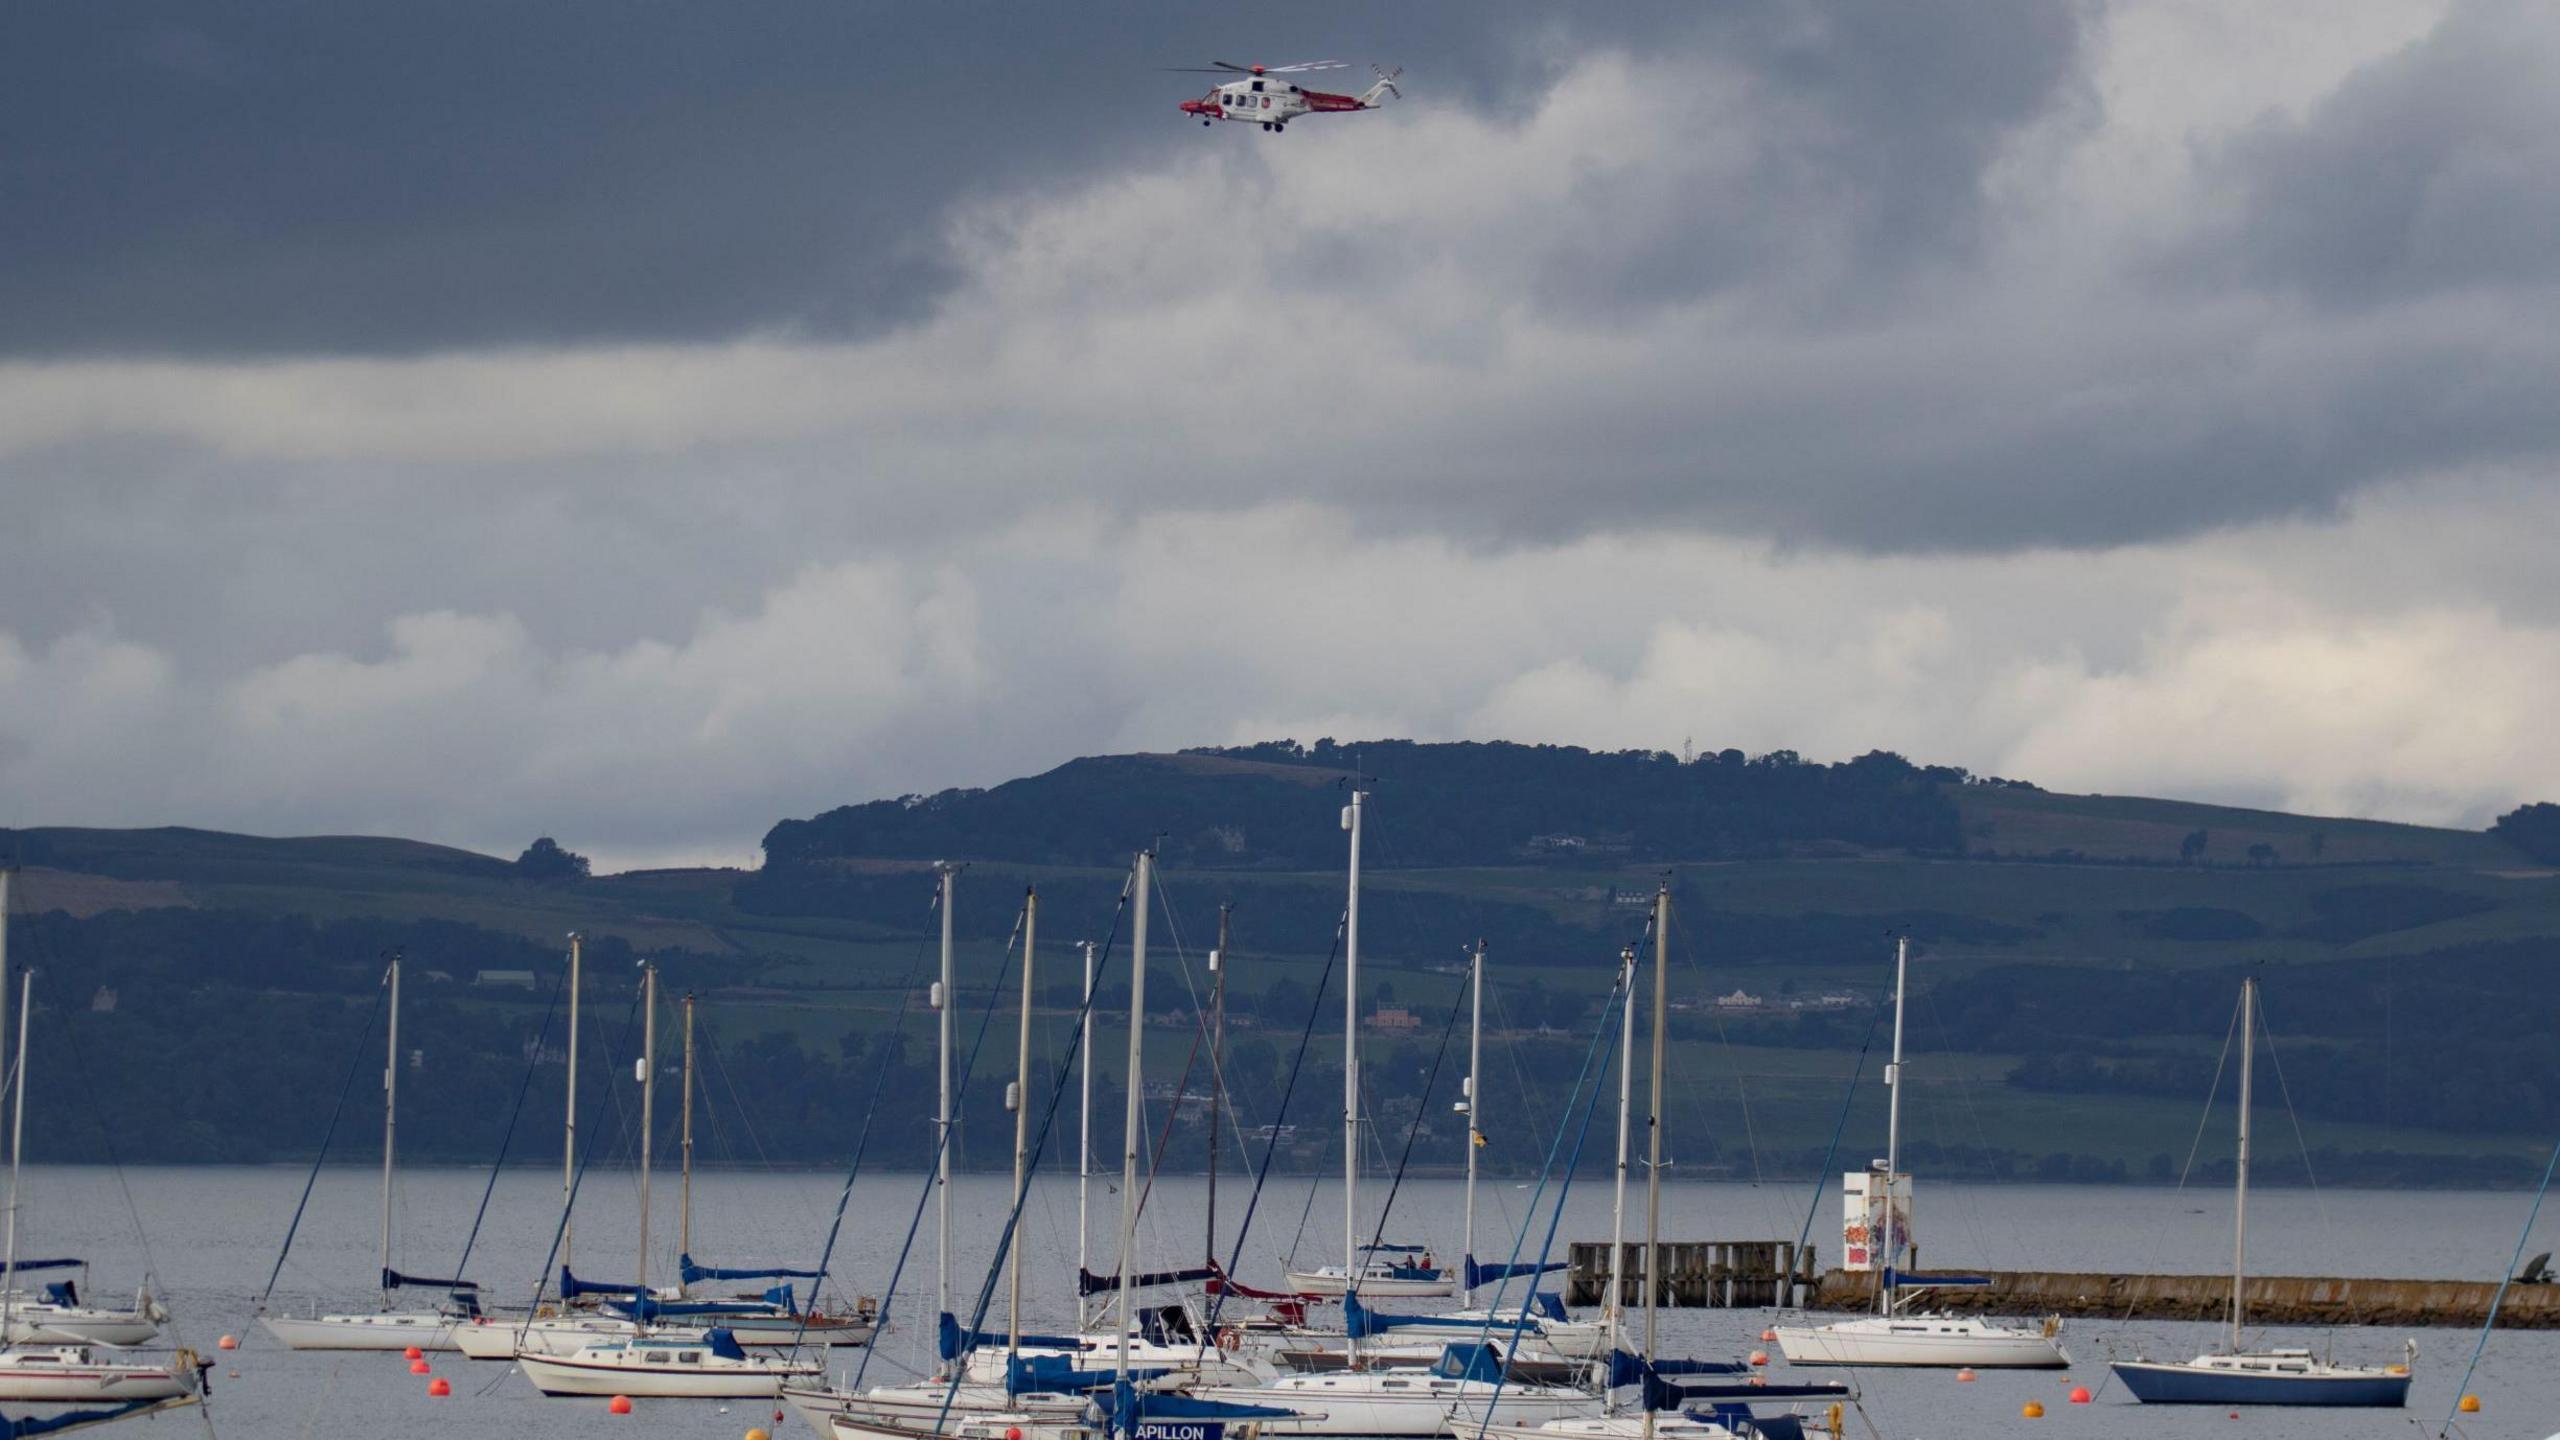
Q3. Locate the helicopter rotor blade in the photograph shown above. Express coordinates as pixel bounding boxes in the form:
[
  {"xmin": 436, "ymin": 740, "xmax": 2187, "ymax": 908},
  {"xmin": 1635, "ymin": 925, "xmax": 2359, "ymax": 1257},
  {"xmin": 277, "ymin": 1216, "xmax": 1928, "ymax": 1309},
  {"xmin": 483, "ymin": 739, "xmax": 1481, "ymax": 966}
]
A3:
[{"xmin": 1264, "ymin": 60, "xmax": 1349, "ymax": 74}]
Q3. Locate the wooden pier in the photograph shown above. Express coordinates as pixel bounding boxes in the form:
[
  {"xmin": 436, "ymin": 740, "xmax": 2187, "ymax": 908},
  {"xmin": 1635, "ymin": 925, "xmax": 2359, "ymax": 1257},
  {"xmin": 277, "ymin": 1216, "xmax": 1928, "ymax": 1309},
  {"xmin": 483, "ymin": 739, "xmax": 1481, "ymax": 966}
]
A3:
[
  {"xmin": 1566, "ymin": 1241, "xmax": 1818, "ymax": 1309},
  {"xmin": 1808, "ymin": 1268, "xmax": 2560, "ymax": 1330}
]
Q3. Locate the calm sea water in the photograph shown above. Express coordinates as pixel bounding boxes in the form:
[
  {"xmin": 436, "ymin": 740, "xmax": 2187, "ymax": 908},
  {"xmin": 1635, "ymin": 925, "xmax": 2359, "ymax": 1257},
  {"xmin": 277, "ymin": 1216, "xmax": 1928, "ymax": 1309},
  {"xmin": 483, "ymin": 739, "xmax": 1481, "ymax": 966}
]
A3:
[{"xmin": 17, "ymin": 1165, "xmax": 2558, "ymax": 1439}]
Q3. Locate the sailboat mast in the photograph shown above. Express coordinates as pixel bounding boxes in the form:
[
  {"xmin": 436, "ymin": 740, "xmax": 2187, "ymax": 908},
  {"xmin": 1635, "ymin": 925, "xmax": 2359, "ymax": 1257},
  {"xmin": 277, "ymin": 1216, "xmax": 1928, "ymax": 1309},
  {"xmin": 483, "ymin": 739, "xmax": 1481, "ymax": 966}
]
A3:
[
  {"xmin": 1, "ymin": 971, "xmax": 29, "ymax": 1342},
  {"xmin": 382, "ymin": 952, "xmax": 401, "ymax": 1299},
  {"xmin": 1642, "ymin": 886, "xmax": 1669, "ymax": 1440},
  {"xmin": 1077, "ymin": 938, "xmax": 1096, "ymax": 1333},
  {"xmin": 1208, "ymin": 904, "xmax": 1229, "ymax": 1271},
  {"xmin": 1607, "ymin": 942, "xmax": 1636, "ymax": 1353},
  {"xmin": 679, "ymin": 991, "xmax": 695, "ymax": 1296},
  {"xmin": 1117, "ymin": 851, "xmax": 1154, "ymax": 1374},
  {"xmin": 564, "ymin": 932, "xmax": 580, "ymax": 1280},
  {"xmin": 1342, "ymin": 788, "xmax": 1364, "ymax": 1334},
  {"xmin": 1009, "ymin": 888, "xmax": 1038, "ymax": 1354},
  {"xmin": 638, "ymin": 961, "xmax": 656, "ymax": 1293},
  {"xmin": 2233, "ymin": 976, "xmax": 2255, "ymax": 1349},
  {"xmin": 936, "ymin": 862, "xmax": 957, "ymax": 1337},
  {"xmin": 1879, "ymin": 936, "xmax": 1908, "ymax": 1317},
  {"xmin": 1460, "ymin": 940, "xmax": 1483, "ymax": 1308}
]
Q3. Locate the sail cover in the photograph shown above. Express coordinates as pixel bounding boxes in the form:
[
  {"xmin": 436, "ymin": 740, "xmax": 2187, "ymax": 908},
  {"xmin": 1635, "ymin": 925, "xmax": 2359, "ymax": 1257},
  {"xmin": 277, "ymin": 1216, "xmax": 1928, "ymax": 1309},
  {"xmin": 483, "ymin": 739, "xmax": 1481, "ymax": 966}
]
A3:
[
  {"xmin": 1464, "ymin": 1255, "xmax": 1567, "ymax": 1289},
  {"xmin": 1077, "ymin": 1264, "xmax": 1220, "ymax": 1297},
  {"xmin": 1883, "ymin": 1268, "xmax": 1990, "ymax": 1288},
  {"xmin": 558, "ymin": 1267, "xmax": 645, "ymax": 1300},
  {"xmin": 936, "ymin": 1312, "xmax": 1084, "ymax": 1362},
  {"xmin": 679, "ymin": 1253, "xmax": 826, "ymax": 1284},
  {"xmin": 380, "ymin": 1268, "xmax": 478, "ymax": 1292}
]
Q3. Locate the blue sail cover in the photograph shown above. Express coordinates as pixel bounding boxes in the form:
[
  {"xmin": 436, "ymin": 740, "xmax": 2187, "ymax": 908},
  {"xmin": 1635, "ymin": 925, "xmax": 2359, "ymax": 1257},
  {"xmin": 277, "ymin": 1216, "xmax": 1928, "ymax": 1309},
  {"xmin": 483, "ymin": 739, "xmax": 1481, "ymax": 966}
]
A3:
[
  {"xmin": 1361, "ymin": 1243, "xmax": 1428, "ymax": 1255},
  {"xmin": 678, "ymin": 1253, "xmax": 826, "ymax": 1285},
  {"xmin": 1883, "ymin": 1269, "xmax": 1990, "ymax": 1288},
  {"xmin": 42, "ymin": 1283, "xmax": 75, "ymax": 1309},
  {"xmin": 1007, "ymin": 1354, "xmax": 1173, "ymax": 1396},
  {"xmin": 1606, "ymin": 1350, "xmax": 1750, "ymax": 1389},
  {"xmin": 704, "ymin": 1328, "xmax": 747, "ymax": 1361},
  {"xmin": 1464, "ymin": 1255, "xmax": 1568, "ymax": 1289},
  {"xmin": 559, "ymin": 1268, "xmax": 645, "ymax": 1301},
  {"xmin": 608, "ymin": 1295, "xmax": 786, "ymax": 1322},
  {"xmin": 1342, "ymin": 1289, "xmax": 1537, "ymax": 1340},
  {"xmin": 937, "ymin": 1312, "xmax": 1083, "ymax": 1363},
  {"xmin": 1, "ymin": 1259, "xmax": 81, "ymax": 1274}
]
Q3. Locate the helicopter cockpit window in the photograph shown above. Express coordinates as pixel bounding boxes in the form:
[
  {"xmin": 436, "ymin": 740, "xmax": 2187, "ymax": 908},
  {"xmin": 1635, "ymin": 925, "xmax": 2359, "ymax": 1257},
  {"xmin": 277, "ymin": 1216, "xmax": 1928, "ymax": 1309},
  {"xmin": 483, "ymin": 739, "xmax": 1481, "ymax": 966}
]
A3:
[{"xmin": 1250, "ymin": 80, "xmax": 1265, "ymax": 93}]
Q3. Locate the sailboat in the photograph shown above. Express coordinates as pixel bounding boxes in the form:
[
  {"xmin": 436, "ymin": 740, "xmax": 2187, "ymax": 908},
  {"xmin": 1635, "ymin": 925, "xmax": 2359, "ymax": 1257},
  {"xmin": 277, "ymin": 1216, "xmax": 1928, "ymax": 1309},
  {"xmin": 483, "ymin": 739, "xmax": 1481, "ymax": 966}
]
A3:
[
  {"xmin": 2110, "ymin": 977, "xmax": 2414, "ymax": 1407},
  {"xmin": 1770, "ymin": 938, "xmax": 2066, "ymax": 1370},
  {"xmin": 1465, "ymin": 886, "xmax": 1846, "ymax": 1440},
  {"xmin": 1306, "ymin": 943, "xmax": 1593, "ymax": 1370},
  {"xmin": 518, "ymin": 961, "xmax": 819, "ymax": 1398},
  {"xmin": 261, "ymin": 954, "xmax": 477, "ymax": 1351},
  {"xmin": 454, "ymin": 932, "xmax": 592, "ymax": 1361},
  {"xmin": 1188, "ymin": 793, "xmax": 1591, "ymax": 1436},
  {"xmin": 0, "ymin": 875, "xmax": 165, "ymax": 1353},
  {"xmin": 0, "ymin": 966, "xmax": 203, "ymax": 1405}
]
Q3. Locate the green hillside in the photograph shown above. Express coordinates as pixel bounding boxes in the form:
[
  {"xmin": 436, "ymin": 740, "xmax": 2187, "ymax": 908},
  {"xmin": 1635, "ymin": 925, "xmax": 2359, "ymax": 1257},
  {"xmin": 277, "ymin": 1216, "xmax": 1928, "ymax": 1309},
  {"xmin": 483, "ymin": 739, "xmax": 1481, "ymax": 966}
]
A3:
[{"xmin": 2, "ymin": 743, "xmax": 2554, "ymax": 1181}]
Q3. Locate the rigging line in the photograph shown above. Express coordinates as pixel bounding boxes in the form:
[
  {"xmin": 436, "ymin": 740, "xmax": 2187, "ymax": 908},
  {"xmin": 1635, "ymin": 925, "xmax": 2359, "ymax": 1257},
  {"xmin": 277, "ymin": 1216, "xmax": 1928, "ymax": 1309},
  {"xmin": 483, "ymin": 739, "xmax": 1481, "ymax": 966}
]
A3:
[
  {"xmin": 1466, "ymin": 962, "xmax": 1633, "ymax": 1440},
  {"xmin": 2098, "ymin": 985, "xmax": 2246, "ymax": 1359},
  {"xmin": 1789, "ymin": 969, "xmax": 1894, "ymax": 1308},
  {"xmin": 944, "ymin": 864, "xmax": 1209, "ymax": 1429},
  {"xmin": 1913, "ymin": 979, "xmax": 2007, "ymax": 1270},
  {"xmin": 1129, "ymin": 989, "xmax": 1207, "ymax": 1232},
  {"xmin": 1204, "ymin": 912, "xmax": 1343, "ymax": 1332},
  {"xmin": 258, "ymin": 970, "xmax": 392, "ymax": 1312},
  {"xmin": 2249, "ymin": 989, "xmax": 2332, "ymax": 1230},
  {"xmin": 851, "ymin": 886, "xmax": 1065, "ymax": 1392},
  {"xmin": 1361, "ymin": 972, "xmax": 1468, "ymax": 1259},
  {"xmin": 787, "ymin": 924, "xmax": 939, "ymax": 1346},
  {"xmin": 512, "ymin": 978, "xmax": 649, "ymax": 1330},
  {"xmin": 1666, "ymin": 902, "xmax": 1769, "ymax": 1192},
  {"xmin": 448, "ymin": 957, "xmax": 568, "ymax": 1284},
  {"xmin": 1469, "ymin": 938, "xmax": 1638, "ymax": 1334},
  {"xmin": 2437, "ymin": 1132, "xmax": 2560, "ymax": 1439}
]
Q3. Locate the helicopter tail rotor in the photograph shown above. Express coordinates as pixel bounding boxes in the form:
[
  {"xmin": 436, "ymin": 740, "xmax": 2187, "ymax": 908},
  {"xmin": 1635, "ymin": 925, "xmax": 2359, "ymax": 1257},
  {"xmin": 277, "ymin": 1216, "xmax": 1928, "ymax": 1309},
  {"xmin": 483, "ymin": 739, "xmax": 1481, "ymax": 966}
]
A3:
[{"xmin": 1361, "ymin": 65, "xmax": 1404, "ymax": 106}]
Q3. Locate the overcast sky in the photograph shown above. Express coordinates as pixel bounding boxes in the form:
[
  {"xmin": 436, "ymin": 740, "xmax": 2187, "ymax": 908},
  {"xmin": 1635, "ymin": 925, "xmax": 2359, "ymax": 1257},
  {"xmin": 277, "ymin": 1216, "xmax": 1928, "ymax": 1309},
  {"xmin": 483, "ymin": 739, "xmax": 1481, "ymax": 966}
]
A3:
[{"xmin": 5, "ymin": 0, "xmax": 2558, "ymax": 870}]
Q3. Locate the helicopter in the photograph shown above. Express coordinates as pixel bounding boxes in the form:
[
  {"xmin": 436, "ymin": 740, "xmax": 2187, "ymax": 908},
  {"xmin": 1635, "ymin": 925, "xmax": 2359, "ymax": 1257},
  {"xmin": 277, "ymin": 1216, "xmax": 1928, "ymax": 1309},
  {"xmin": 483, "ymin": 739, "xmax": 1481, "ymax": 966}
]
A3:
[{"xmin": 1169, "ymin": 60, "xmax": 1402, "ymax": 132}]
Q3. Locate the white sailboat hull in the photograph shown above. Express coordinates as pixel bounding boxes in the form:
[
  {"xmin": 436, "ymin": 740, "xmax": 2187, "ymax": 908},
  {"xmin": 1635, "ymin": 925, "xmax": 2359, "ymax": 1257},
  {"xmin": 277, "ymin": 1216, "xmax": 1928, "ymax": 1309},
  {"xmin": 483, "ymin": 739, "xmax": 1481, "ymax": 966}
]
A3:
[
  {"xmin": 259, "ymin": 1311, "xmax": 461, "ymax": 1351},
  {"xmin": 1190, "ymin": 1374, "xmax": 1593, "ymax": 1436},
  {"xmin": 0, "ymin": 1347, "xmax": 197, "ymax": 1402},
  {"xmin": 1770, "ymin": 1315, "xmax": 2066, "ymax": 1368},
  {"xmin": 517, "ymin": 1344, "xmax": 819, "ymax": 1398},
  {"xmin": 1, "ymin": 1305, "xmax": 159, "ymax": 1348},
  {"xmin": 786, "ymin": 1380, "xmax": 1092, "ymax": 1440}
]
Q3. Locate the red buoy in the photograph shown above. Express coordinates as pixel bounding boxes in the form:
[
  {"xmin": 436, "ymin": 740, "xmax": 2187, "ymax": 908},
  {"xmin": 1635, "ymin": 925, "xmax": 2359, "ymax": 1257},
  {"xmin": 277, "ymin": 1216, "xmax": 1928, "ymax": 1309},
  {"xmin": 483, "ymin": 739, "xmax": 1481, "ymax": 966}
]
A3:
[
  {"xmin": 1007, "ymin": 1429, "xmax": 1024, "ymax": 1440},
  {"xmin": 609, "ymin": 1395, "xmax": 634, "ymax": 1415},
  {"xmin": 409, "ymin": 1358, "xmax": 431, "ymax": 1375},
  {"xmin": 428, "ymin": 1377, "xmax": 452, "ymax": 1397},
  {"xmin": 1747, "ymin": 1350, "xmax": 1768, "ymax": 1367},
  {"xmin": 1956, "ymin": 1368, "xmax": 1977, "ymax": 1382},
  {"xmin": 1759, "ymin": 1328, "xmax": 1777, "ymax": 1343},
  {"xmin": 2069, "ymin": 1386, "xmax": 2092, "ymax": 1404},
  {"xmin": 403, "ymin": 1345, "xmax": 424, "ymax": 1360}
]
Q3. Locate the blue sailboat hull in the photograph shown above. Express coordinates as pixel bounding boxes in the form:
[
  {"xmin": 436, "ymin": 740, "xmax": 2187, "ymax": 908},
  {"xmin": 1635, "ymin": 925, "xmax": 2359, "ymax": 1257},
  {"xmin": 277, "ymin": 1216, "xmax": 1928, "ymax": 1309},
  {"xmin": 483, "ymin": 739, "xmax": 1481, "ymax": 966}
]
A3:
[{"xmin": 2109, "ymin": 1360, "xmax": 2410, "ymax": 1407}]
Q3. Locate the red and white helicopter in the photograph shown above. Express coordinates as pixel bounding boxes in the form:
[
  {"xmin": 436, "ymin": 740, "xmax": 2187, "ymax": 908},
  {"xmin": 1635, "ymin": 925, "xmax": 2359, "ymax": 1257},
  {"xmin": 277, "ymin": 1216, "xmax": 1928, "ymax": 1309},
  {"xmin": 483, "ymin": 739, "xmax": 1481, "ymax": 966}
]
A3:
[{"xmin": 1171, "ymin": 60, "xmax": 1402, "ymax": 132}]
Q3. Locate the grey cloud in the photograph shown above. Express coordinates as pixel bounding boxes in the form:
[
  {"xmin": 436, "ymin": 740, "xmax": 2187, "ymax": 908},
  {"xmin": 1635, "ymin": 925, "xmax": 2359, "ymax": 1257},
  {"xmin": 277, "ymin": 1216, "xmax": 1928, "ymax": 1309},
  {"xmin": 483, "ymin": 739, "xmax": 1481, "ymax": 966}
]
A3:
[
  {"xmin": 3, "ymin": 0, "xmax": 2076, "ymax": 357},
  {"xmin": 2203, "ymin": 0, "xmax": 2560, "ymax": 306}
]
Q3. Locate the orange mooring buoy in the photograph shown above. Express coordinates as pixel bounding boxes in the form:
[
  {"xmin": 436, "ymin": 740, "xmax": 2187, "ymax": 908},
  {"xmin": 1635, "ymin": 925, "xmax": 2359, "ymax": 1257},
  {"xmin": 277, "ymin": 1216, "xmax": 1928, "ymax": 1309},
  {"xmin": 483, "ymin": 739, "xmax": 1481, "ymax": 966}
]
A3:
[
  {"xmin": 1747, "ymin": 1350, "xmax": 1768, "ymax": 1367},
  {"xmin": 609, "ymin": 1395, "xmax": 634, "ymax": 1416},
  {"xmin": 2022, "ymin": 1400, "xmax": 2044, "ymax": 1418},
  {"xmin": 1760, "ymin": 1328, "xmax": 1777, "ymax": 1342},
  {"xmin": 429, "ymin": 1377, "xmax": 452, "ymax": 1397},
  {"xmin": 1956, "ymin": 1368, "xmax": 1977, "ymax": 1382},
  {"xmin": 2459, "ymin": 1394, "xmax": 2481, "ymax": 1414},
  {"xmin": 217, "ymin": 1335, "xmax": 238, "ymax": 1351}
]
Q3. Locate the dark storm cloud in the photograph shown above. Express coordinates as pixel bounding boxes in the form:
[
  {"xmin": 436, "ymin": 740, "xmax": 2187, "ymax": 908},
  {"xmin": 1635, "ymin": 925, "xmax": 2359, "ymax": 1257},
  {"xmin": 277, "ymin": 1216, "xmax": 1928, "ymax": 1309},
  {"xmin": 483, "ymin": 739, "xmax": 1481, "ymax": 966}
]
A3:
[
  {"xmin": 1, "ymin": 0, "xmax": 2079, "ymax": 357},
  {"xmin": 2205, "ymin": 0, "xmax": 2560, "ymax": 307}
]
